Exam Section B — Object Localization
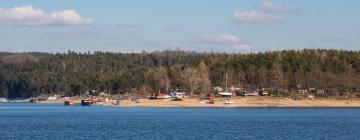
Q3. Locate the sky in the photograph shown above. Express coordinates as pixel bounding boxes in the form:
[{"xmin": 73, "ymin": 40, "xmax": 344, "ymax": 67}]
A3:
[{"xmin": 0, "ymin": 0, "xmax": 359, "ymax": 53}]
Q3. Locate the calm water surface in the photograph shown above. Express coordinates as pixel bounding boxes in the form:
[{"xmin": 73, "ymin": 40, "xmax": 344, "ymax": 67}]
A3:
[{"xmin": 0, "ymin": 103, "xmax": 360, "ymax": 140}]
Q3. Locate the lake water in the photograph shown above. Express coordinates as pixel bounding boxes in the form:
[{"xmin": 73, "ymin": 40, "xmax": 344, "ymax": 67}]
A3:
[{"xmin": 0, "ymin": 103, "xmax": 360, "ymax": 140}]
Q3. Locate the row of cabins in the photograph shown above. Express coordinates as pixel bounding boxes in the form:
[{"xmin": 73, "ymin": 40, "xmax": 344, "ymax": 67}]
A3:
[{"xmin": 149, "ymin": 90, "xmax": 186, "ymax": 101}]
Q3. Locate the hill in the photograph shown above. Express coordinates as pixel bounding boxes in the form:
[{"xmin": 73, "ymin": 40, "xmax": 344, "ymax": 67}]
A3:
[{"xmin": 0, "ymin": 49, "xmax": 360, "ymax": 99}]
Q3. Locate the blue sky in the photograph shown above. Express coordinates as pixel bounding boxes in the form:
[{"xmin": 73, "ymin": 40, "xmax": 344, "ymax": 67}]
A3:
[{"xmin": 0, "ymin": 0, "xmax": 359, "ymax": 53}]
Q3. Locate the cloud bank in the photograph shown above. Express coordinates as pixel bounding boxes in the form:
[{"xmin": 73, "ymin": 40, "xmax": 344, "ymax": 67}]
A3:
[
  {"xmin": 232, "ymin": 1, "xmax": 296, "ymax": 23},
  {"xmin": 197, "ymin": 34, "xmax": 252, "ymax": 51},
  {"xmin": 232, "ymin": 10, "xmax": 284, "ymax": 23},
  {"xmin": 0, "ymin": 5, "xmax": 93, "ymax": 26},
  {"xmin": 260, "ymin": 0, "xmax": 297, "ymax": 13}
]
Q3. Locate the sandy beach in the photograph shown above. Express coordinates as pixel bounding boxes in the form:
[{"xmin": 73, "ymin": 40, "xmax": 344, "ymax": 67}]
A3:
[{"xmin": 42, "ymin": 96, "xmax": 360, "ymax": 108}]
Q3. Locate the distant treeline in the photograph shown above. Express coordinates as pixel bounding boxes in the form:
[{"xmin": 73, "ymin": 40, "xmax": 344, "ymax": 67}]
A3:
[{"xmin": 1, "ymin": 49, "xmax": 360, "ymax": 99}]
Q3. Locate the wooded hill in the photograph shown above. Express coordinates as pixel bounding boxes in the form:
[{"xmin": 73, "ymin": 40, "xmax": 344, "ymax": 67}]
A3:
[{"xmin": 1, "ymin": 49, "xmax": 360, "ymax": 99}]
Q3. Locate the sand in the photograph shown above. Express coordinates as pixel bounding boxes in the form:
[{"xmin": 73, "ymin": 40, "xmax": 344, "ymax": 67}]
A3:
[
  {"xmin": 43, "ymin": 96, "xmax": 360, "ymax": 108},
  {"xmin": 112, "ymin": 97, "xmax": 360, "ymax": 108}
]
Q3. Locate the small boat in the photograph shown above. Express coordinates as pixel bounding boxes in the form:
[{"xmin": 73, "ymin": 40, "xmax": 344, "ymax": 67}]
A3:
[
  {"xmin": 81, "ymin": 100, "xmax": 95, "ymax": 106},
  {"xmin": 224, "ymin": 100, "xmax": 235, "ymax": 104},
  {"xmin": 112, "ymin": 99, "xmax": 120, "ymax": 105},
  {"xmin": 64, "ymin": 100, "xmax": 76, "ymax": 106},
  {"xmin": 218, "ymin": 92, "xmax": 233, "ymax": 96},
  {"xmin": 132, "ymin": 98, "xmax": 144, "ymax": 103},
  {"xmin": 218, "ymin": 73, "xmax": 233, "ymax": 97}
]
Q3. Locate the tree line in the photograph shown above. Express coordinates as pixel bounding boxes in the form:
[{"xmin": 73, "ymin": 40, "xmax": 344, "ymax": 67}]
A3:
[{"xmin": 0, "ymin": 49, "xmax": 360, "ymax": 99}]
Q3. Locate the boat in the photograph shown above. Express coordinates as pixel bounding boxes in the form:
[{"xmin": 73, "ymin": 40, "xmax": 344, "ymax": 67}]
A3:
[
  {"xmin": 64, "ymin": 100, "xmax": 76, "ymax": 106},
  {"xmin": 224, "ymin": 99, "xmax": 235, "ymax": 104},
  {"xmin": 218, "ymin": 92, "xmax": 233, "ymax": 96},
  {"xmin": 0, "ymin": 98, "xmax": 8, "ymax": 103},
  {"xmin": 81, "ymin": 100, "xmax": 95, "ymax": 106},
  {"xmin": 245, "ymin": 91, "xmax": 259, "ymax": 96},
  {"xmin": 155, "ymin": 93, "xmax": 171, "ymax": 99},
  {"xmin": 112, "ymin": 100, "xmax": 120, "ymax": 105},
  {"xmin": 132, "ymin": 98, "xmax": 144, "ymax": 103},
  {"xmin": 218, "ymin": 73, "xmax": 233, "ymax": 96}
]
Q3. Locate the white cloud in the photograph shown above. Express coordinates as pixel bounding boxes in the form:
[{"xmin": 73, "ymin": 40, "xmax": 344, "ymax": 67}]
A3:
[
  {"xmin": 197, "ymin": 34, "xmax": 253, "ymax": 51},
  {"xmin": 0, "ymin": 5, "xmax": 93, "ymax": 26},
  {"xmin": 232, "ymin": 1, "xmax": 297, "ymax": 23},
  {"xmin": 232, "ymin": 10, "xmax": 284, "ymax": 23},
  {"xmin": 260, "ymin": 0, "xmax": 297, "ymax": 13},
  {"xmin": 199, "ymin": 34, "xmax": 241, "ymax": 44}
]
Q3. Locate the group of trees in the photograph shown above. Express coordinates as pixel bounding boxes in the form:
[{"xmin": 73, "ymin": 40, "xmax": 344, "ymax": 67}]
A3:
[{"xmin": 0, "ymin": 49, "xmax": 360, "ymax": 99}]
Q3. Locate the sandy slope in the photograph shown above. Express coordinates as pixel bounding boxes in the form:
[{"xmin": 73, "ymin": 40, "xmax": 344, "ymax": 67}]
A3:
[
  {"xmin": 43, "ymin": 96, "xmax": 360, "ymax": 108},
  {"xmin": 111, "ymin": 97, "xmax": 360, "ymax": 108}
]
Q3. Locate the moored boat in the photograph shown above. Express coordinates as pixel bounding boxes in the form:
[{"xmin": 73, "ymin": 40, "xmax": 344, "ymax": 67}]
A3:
[
  {"xmin": 218, "ymin": 73, "xmax": 234, "ymax": 97},
  {"xmin": 224, "ymin": 99, "xmax": 235, "ymax": 104},
  {"xmin": 64, "ymin": 100, "xmax": 76, "ymax": 106},
  {"xmin": 81, "ymin": 100, "xmax": 95, "ymax": 106},
  {"xmin": 218, "ymin": 92, "xmax": 233, "ymax": 96}
]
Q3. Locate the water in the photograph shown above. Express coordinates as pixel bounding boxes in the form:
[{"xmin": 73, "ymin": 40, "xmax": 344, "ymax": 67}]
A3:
[{"xmin": 1, "ymin": 103, "xmax": 360, "ymax": 140}]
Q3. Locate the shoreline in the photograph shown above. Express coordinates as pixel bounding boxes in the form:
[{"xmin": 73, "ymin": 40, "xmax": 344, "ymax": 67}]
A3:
[{"xmin": 38, "ymin": 96, "xmax": 360, "ymax": 108}]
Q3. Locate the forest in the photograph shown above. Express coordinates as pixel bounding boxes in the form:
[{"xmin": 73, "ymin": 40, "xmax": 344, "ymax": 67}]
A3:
[{"xmin": 1, "ymin": 49, "xmax": 360, "ymax": 99}]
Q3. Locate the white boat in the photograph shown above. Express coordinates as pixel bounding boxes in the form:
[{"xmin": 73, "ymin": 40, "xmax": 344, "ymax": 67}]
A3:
[
  {"xmin": 224, "ymin": 100, "xmax": 235, "ymax": 104},
  {"xmin": 218, "ymin": 92, "xmax": 233, "ymax": 96},
  {"xmin": 0, "ymin": 98, "xmax": 8, "ymax": 102},
  {"xmin": 218, "ymin": 73, "xmax": 234, "ymax": 96},
  {"xmin": 134, "ymin": 99, "xmax": 144, "ymax": 103},
  {"xmin": 245, "ymin": 91, "xmax": 259, "ymax": 96}
]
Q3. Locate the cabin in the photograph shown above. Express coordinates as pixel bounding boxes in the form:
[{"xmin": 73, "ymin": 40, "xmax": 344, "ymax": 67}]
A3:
[
  {"xmin": 214, "ymin": 86, "xmax": 224, "ymax": 92},
  {"xmin": 316, "ymin": 89, "xmax": 325, "ymax": 95},
  {"xmin": 229, "ymin": 86, "xmax": 241, "ymax": 92},
  {"xmin": 48, "ymin": 95, "xmax": 60, "ymax": 100},
  {"xmin": 170, "ymin": 90, "xmax": 185, "ymax": 101},
  {"xmin": 297, "ymin": 89, "xmax": 308, "ymax": 94},
  {"xmin": 80, "ymin": 91, "xmax": 90, "ymax": 97}
]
